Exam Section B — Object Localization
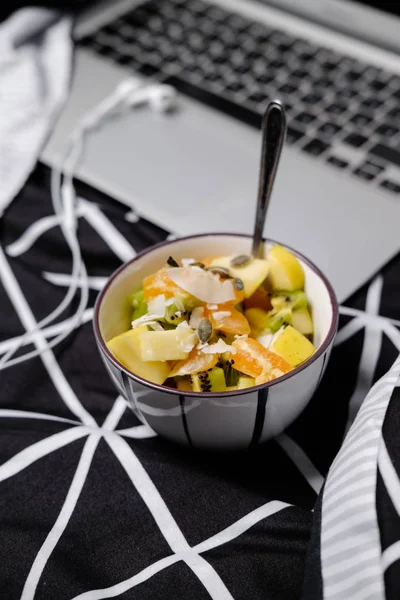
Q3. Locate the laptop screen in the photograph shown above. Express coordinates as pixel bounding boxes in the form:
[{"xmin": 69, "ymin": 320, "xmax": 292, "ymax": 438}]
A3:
[{"xmin": 351, "ymin": 1, "xmax": 400, "ymax": 17}]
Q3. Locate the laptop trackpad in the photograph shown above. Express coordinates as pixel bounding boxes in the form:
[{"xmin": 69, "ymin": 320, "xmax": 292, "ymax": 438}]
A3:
[{"xmin": 80, "ymin": 100, "xmax": 260, "ymax": 227}]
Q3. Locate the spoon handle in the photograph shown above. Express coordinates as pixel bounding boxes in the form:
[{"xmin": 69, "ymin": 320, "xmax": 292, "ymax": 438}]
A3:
[{"xmin": 252, "ymin": 100, "xmax": 287, "ymax": 258}]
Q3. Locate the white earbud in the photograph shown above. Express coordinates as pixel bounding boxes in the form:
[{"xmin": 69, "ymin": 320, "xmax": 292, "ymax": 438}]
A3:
[{"xmin": 123, "ymin": 82, "xmax": 177, "ymax": 112}]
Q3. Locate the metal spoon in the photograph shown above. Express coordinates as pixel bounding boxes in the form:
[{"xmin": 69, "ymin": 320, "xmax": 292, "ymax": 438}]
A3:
[{"xmin": 252, "ymin": 100, "xmax": 287, "ymax": 258}]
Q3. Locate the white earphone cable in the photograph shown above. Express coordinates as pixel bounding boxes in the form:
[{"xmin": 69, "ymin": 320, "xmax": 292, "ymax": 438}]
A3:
[{"xmin": 0, "ymin": 80, "xmax": 177, "ymax": 371}]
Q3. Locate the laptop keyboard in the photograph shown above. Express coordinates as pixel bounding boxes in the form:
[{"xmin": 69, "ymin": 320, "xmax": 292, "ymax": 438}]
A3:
[{"xmin": 78, "ymin": 0, "xmax": 400, "ymax": 195}]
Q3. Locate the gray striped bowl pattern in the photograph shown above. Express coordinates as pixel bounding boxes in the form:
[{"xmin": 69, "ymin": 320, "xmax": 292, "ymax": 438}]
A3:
[{"xmin": 94, "ymin": 234, "xmax": 338, "ymax": 450}]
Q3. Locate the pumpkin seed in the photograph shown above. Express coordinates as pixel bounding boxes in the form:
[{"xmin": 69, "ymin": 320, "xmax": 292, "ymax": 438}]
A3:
[
  {"xmin": 233, "ymin": 277, "xmax": 244, "ymax": 291},
  {"xmin": 197, "ymin": 318, "xmax": 213, "ymax": 344},
  {"xmin": 190, "ymin": 262, "xmax": 205, "ymax": 268},
  {"xmin": 208, "ymin": 266, "xmax": 231, "ymax": 278},
  {"xmin": 167, "ymin": 256, "xmax": 179, "ymax": 267},
  {"xmin": 230, "ymin": 254, "xmax": 251, "ymax": 267}
]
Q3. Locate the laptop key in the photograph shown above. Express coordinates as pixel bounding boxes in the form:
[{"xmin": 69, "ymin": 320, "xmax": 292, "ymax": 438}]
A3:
[
  {"xmin": 290, "ymin": 68, "xmax": 308, "ymax": 80},
  {"xmin": 247, "ymin": 91, "xmax": 268, "ymax": 104},
  {"xmin": 380, "ymin": 180, "xmax": 400, "ymax": 194},
  {"xmin": 336, "ymin": 88, "xmax": 358, "ymax": 100},
  {"xmin": 314, "ymin": 77, "xmax": 334, "ymax": 89},
  {"xmin": 319, "ymin": 122, "xmax": 342, "ymax": 136},
  {"xmin": 388, "ymin": 107, "xmax": 400, "ymax": 120},
  {"xmin": 343, "ymin": 133, "xmax": 368, "ymax": 148},
  {"xmin": 349, "ymin": 113, "xmax": 373, "ymax": 127},
  {"xmin": 375, "ymin": 123, "xmax": 399, "ymax": 138},
  {"xmin": 226, "ymin": 82, "xmax": 245, "ymax": 93},
  {"xmin": 353, "ymin": 167, "xmax": 375, "ymax": 181},
  {"xmin": 286, "ymin": 125, "xmax": 305, "ymax": 145},
  {"xmin": 360, "ymin": 160, "xmax": 385, "ymax": 176},
  {"xmin": 368, "ymin": 78, "xmax": 388, "ymax": 92},
  {"xmin": 302, "ymin": 138, "xmax": 330, "ymax": 156},
  {"xmin": 369, "ymin": 144, "xmax": 400, "ymax": 168},
  {"xmin": 361, "ymin": 97, "xmax": 383, "ymax": 111},
  {"xmin": 326, "ymin": 102, "xmax": 347, "ymax": 115},
  {"xmin": 301, "ymin": 92, "xmax": 323, "ymax": 105},
  {"xmin": 327, "ymin": 155, "xmax": 348, "ymax": 169},
  {"xmin": 279, "ymin": 83, "xmax": 297, "ymax": 95},
  {"xmin": 294, "ymin": 112, "xmax": 316, "ymax": 125}
]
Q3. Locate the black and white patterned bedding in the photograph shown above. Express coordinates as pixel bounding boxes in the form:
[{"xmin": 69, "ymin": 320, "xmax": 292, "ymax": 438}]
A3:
[{"xmin": 0, "ymin": 166, "xmax": 399, "ymax": 600}]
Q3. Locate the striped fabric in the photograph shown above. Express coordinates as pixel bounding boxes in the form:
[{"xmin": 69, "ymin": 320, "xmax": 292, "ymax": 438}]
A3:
[{"xmin": 321, "ymin": 358, "xmax": 400, "ymax": 599}]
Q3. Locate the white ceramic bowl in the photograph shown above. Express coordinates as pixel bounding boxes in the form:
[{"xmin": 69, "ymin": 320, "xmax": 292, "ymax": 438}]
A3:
[{"xmin": 94, "ymin": 234, "xmax": 338, "ymax": 450}]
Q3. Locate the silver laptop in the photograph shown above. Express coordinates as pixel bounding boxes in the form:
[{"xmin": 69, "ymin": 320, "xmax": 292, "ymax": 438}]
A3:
[{"xmin": 42, "ymin": 0, "xmax": 400, "ymax": 302}]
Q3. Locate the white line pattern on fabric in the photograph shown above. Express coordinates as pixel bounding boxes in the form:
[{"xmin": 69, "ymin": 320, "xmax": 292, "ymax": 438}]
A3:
[
  {"xmin": 104, "ymin": 432, "xmax": 234, "ymax": 600},
  {"xmin": 21, "ymin": 434, "xmax": 100, "ymax": 600},
  {"xmin": 345, "ymin": 275, "xmax": 384, "ymax": 433},
  {"xmin": 276, "ymin": 434, "xmax": 324, "ymax": 494},
  {"xmin": 0, "ymin": 409, "xmax": 79, "ymax": 425},
  {"xmin": 0, "ymin": 427, "xmax": 90, "ymax": 483},
  {"xmin": 0, "ymin": 246, "xmax": 96, "ymax": 426},
  {"xmin": 0, "ymin": 308, "xmax": 93, "ymax": 355},
  {"xmin": 334, "ymin": 317, "xmax": 364, "ymax": 346},
  {"xmin": 382, "ymin": 541, "xmax": 400, "ymax": 572},
  {"xmin": 79, "ymin": 198, "xmax": 136, "ymax": 262},
  {"xmin": 5, "ymin": 208, "xmax": 85, "ymax": 257},
  {"xmin": 44, "ymin": 272, "xmax": 107, "ymax": 290},
  {"xmin": 72, "ymin": 499, "xmax": 290, "ymax": 599}
]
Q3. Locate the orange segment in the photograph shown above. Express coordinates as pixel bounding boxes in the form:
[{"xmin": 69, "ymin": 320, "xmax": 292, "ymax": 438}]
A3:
[
  {"xmin": 170, "ymin": 349, "xmax": 218, "ymax": 377},
  {"xmin": 232, "ymin": 337, "xmax": 293, "ymax": 383},
  {"xmin": 205, "ymin": 305, "xmax": 250, "ymax": 336},
  {"xmin": 244, "ymin": 286, "xmax": 272, "ymax": 311},
  {"xmin": 143, "ymin": 268, "xmax": 185, "ymax": 301}
]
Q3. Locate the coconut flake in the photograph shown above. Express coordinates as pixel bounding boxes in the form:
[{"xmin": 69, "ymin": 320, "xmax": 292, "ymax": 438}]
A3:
[
  {"xmin": 234, "ymin": 334, "xmax": 248, "ymax": 339},
  {"xmin": 175, "ymin": 310, "xmax": 182, "ymax": 318},
  {"xmin": 207, "ymin": 304, "xmax": 218, "ymax": 310},
  {"xmin": 165, "ymin": 298, "xmax": 175, "ymax": 306},
  {"xmin": 148, "ymin": 322, "xmax": 164, "ymax": 331},
  {"xmin": 257, "ymin": 333, "xmax": 274, "ymax": 349},
  {"xmin": 189, "ymin": 306, "xmax": 204, "ymax": 329},
  {"xmin": 131, "ymin": 314, "xmax": 163, "ymax": 329},
  {"xmin": 181, "ymin": 258, "xmax": 196, "ymax": 267},
  {"xmin": 196, "ymin": 341, "xmax": 209, "ymax": 350},
  {"xmin": 174, "ymin": 296, "xmax": 185, "ymax": 312},
  {"xmin": 167, "ymin": 267, "xmax": 235, "ymax": 304},
  {"xmin": 147, "ymin": 294, "xmax": 167, "ymax": 318},
  {"xmin": 179, "ymin": 332, "xmax": 197, "ymax": 353},
  {"xmin": 201, "ymin": 340, "xmax": 237, "ymax": 354},
  {"xmin": 177, "ymin": 321, "xmax": 190, "ymax": 330},
  {"xmin": 212, "ymin": 310, "xmax": 231, "ymax": 321}
]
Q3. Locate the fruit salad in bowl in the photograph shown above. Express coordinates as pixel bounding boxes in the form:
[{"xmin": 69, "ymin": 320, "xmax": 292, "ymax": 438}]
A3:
[
  {"xmin": 106, "ymin": 245, "xmax": 316, "ymax": 393},
  {"xmin": 94, "ymin": 233, "xmax": 338, "ymax": 450}
]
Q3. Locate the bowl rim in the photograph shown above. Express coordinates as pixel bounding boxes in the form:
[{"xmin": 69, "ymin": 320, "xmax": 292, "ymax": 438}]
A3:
[{"xmin": 93, "ymin": 233, "xmax": 339, "ymax": 398}]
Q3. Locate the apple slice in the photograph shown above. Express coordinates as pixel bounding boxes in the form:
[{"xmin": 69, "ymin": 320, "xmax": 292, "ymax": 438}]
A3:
[
  {"xmin": 107, "ymin": 326, "xmax": 171, "ymax": 385},
  {"xmin": 209, "ymin": 256, "xmax": 269, "ymax": 298},
  {"xmin": 269, "ymin": 325, "xmax": 315, "ymax": 367},
  {"xmin": 267, "ymin": 245, "xmax": 305, "ymax": 292}
]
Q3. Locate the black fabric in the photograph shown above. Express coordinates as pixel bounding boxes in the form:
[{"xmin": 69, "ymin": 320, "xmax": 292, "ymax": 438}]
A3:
[{"xmin": 0, "ymin": 164, "xmax": 399, "ymax": 599}]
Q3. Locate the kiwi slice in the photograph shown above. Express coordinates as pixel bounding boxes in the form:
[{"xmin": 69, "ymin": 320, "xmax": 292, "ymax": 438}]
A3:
[
  {"xmin": 163, "ymin": 303, "xmax": 186, "ymax": 325},
  {"xmin": 265, "ymin": 308, "xmax": 292, "ymax": 333},
  {"xmin": 271, "ymin": 290, "xmax": 308, "ymax": 311},
  {"xmin": 219, "ymin": 355, "xmax": 239, "ymax": 387},
  {"xmin": 131, "ymin": 288, "xmax": 148, "ymax": 321},
  {"xmin": 191, "ymin": 367, "xmax": 226, "ymax": 393}
]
